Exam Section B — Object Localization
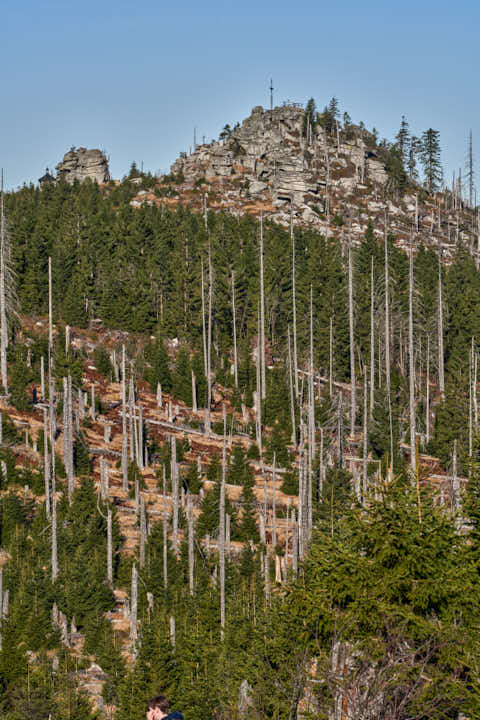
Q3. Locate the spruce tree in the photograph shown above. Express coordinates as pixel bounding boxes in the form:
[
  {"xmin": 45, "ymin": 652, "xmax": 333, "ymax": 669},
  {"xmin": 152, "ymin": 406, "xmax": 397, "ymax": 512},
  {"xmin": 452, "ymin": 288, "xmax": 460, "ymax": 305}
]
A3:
[{"xmin": 420, "ymin": 128, "xmax": 443, "ymax": 191}]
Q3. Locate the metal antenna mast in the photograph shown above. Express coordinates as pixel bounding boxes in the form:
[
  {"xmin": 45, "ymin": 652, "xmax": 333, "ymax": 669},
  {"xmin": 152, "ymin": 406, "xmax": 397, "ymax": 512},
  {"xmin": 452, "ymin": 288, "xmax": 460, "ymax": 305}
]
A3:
[{"xmin": 269, "ymin": 78, "xmax": 274, "ymax": 111}]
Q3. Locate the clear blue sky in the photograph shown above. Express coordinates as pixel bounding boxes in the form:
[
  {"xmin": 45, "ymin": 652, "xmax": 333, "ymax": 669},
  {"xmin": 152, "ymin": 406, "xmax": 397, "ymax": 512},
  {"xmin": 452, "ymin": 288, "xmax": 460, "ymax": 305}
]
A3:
[{"xmin": 1, "ymin": 0, "xmax": 478, "ymax": 190}]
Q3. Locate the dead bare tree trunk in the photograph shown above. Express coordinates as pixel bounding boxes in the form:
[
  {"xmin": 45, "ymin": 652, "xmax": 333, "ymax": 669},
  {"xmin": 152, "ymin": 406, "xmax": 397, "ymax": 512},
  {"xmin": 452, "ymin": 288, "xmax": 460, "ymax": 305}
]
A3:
[
  {"xmin": 287, "ymin": 326, "xmax": 296, "ymax": 446},
  {"xmin": 329, "ymin": 316, "xmax": 334, "ymax": 398},
  {"xmin": 452, "ymin": 439, "xmax": 459, "ymax": 512},
  {"xmin": 255, "ymin": 308, "xmax": 262, "ymax": 453},
  {"xmin": 219, "ymin": 405, "xmax": 226, "ymax": 639},
  {"xmin": 348, "ymin": 238, "xmax": 356, "ymax": 436},
  {"xmin": 232, "ymin": 270, "xmax": 238, "ymax": 388},
  {"xmin": 191, "ymin": 370, "xmax": 197, "ymax": 412},
  {"xmin": 43, "ymin": 406, "xmax": 51, "ymax": 518},
  {"xmin": 409, "ymin": 247, "xmax": 416, "ymax": 471},
  {"xmin": 426, "ymin": 335, "xmax": 431, "ymax": 445},
  {"xmin": 201, "ymin": 259, "xmax": 208, "ymax": 379},
  {"xmin": 171, "ymin": 436, "xmax": 179, "ymax": 556},
  {"xmin": 163, "ymin": 465, "xmax": 168, "ymax": 589},
  {"xmin": 0, "ymin": 175, "xmax": 8, "ymax": 393},
  {"xmin": 63, "ymin": 376, "xmax": 74, "ymax": 502},
  {"xmin": 264, "ymin": 551, "xmax": 270, "ymax": 607},
  {"xmin": 370, "ymin": 257, "xmax": 375, "ymax": 419},
  {"xmin": 260, "ymin": 214, "xmax": 266, "ymax": 400},
  {"xmin": 438, "ymin": 255, "xmax": 445, "ymax": 401},
  {"xmin": 291, "ymin": 214, "xmax": 299, "ymax": 398},
  {"xmin": 40, "ymin": 355, "xmax": 45, "ymax": 400},
  {"xmin": 474, "ymin": 342, "xmax": 478, "ymax": 434},
  {"xmin": 363, "ymin": 370, "xmax": 368, "ymax": 499},
  {"xmin": 188, "ymin": 495, "xmax": 194, "ymax": 595},
  {"xmin": 272, "ymin": 454, "xmax": 277, "ymax": 549},
  {"xmin": 130, "ymin": 563, "xmax": 138, "ymax": 649},
  {"xmin": 0, "ymin": 567, "xmax": 3, "ymax": 651},
  {"xmin": 385, "ymin": 225, "xmax": 394, "ymax": 469},
  {"xmin": 48, "ymin": 256, "xmax": 53, "ymax": 353},
  {"xmin": 50, "ymin": 373, "xmax": 58, "ymax": 583},
  {"xmin": 121, "ymin": 346, "xmax": 128, "ymax": 491},
  {"xmin": 140, "ymin": 493, "xmax": 146, "ymax": 569},
  {"xmin": 205, "ymin": 248, "xmax": 213, "ymax": 434},
  {"xmin": 292, "ymin": 510, "xmax": 298, "ymax": 576},
  {"xmin": 107, "ymin": 508, "xmax": 113, "ymax": 584},
  {"xmin": 128, "ymin": 376, "xmax": 135, "ymax": 462}
]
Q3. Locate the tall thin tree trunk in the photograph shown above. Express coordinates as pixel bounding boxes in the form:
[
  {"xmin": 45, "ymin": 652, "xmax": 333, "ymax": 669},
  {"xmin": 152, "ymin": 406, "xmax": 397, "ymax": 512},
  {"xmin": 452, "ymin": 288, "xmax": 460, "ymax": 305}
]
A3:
[
  {"xmin": 188, "ymin": 495, "xmax": 194, "ymax": 595},
  {"xmin": 337, "ymin": 392, "xmax": 344, "ymax": 467},
  {"xmin": 292, "ymin": 510, "xmax": 298, "ymax": 576},
  {"xmin": 50, "ymin": 372, "xmax": 58, "ymax": 583},
  {"xmin": 140, "ymin": 493, "xmax": 146, "ymax": 569},
  {"xmin": 232, "ymin": 270, "xmax": 238, "ymax": 388},
  {"xmin": 384, "ymin": 222, "xmax": 391, "ymax": 394},
  {"xmin": 452, "ymin": 439, "xmax": 459, "ymax": 511},
  {"xmin": 191, "ymin": 370, "xmax": 197, "ymax": 412},
  {"xmin": 272, "ymin": 454, "xmax": 277, "ymax": 549},
  {"xmin": 370, "ymin": 257, "xmax": 375, "ymax": 419},
  {"xmin": 363, "ymin": 370, "xmax": 368, "ymax": 498},
  {"xmin": 201, "ymin": 260, "xmax": 207, "ymax": 378},
  {"xmin": 43, "ymin": 406, "xmax": 51, "ymax": 518},
  {"xmin": 0, "ymin": 174, "xmax": 8, "ymax": 393},
  {"xmin": 329, "ymin": 316, "xmax": 334, "ymax": 398},
  {"xmin": 48, "ymin": 256, "xmax": 53, "ymax": 353},
  {"xmin": 40, "ymin": 355, "xmax": 45, "ymax": 400},
  {"xmin": 474, "ymin": 346, "xmax": 478, "ymax": 433},
  {"xmin": 163, "ymin": 465, "xmax": 168, "ymax": 589},
  {"xmin": 409, "ymin": 247, "xmax": 416, "ymax": 471},
  {"xmin": 130, "ymin": 563, "xmax": 138, "ymax": 648},
  {"xmin": 171, "ymin": 436, "xmax": 179, "ymax": 556},
  {"xmin": 438, "ymin": 255, "xmax": 445, "ymax": 401},
  {"xmin": 255, "ymin": 307, "xmax": 262, "ymax": 453},
  {"xmin": 260, "ymin": 215, "xmax": 266, "ymax": 400},
  {"xmin": 107, "ymin": 508, "xmax": 113, "ymax": 584},
  {"xmin": 426, "ymin": 335, "xmax": 431, "ymax": 445},
  {"xmin": 219, "ymin": 406, "xmax": 226, "ymax": 639},
  {"xmin": 205, "ymin": 248, "xmax": 213, "ymax": 434},
  {"xmin": 291, "ymin": 215, "xmax": 299, "ymax": 398},
  {"xmin": 128, "ymin": 376, "xmax": 134, "ymax": 462},
  {"xmin": 121, "ymin": 346, "xmax": 128, "ymax": 491},
  {"xmin": 348, "ymin": 238, "xmax": 356, "ymax": 436},
  {"xmin": 287, "ymin": 326, "xmax": 296, "ymax": 446},
  {"xmin": 385, "ymin": 225, "xmax": 394, "ymax": 470}
]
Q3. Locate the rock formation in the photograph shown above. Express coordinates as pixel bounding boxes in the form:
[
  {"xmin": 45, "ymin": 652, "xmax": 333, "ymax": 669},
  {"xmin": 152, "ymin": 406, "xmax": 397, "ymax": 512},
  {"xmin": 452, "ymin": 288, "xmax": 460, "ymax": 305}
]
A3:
[
  {"xmin": 128, "ymin": 103, "xmax": 474, "ymax": 259},
  {"xmin": 56, "ymin": 147, "xmax": 110, "ymax": 185},
  {"xmin": 169, "ymin": 104, "xmax": 388, "ymax": 228}
]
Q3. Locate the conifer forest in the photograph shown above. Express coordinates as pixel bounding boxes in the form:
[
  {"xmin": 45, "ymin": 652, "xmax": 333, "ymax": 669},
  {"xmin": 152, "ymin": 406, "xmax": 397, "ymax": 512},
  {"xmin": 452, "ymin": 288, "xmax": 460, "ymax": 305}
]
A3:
[{"xmin": 2, "ymin": 97, "xmax": 480, "ymax": 720}]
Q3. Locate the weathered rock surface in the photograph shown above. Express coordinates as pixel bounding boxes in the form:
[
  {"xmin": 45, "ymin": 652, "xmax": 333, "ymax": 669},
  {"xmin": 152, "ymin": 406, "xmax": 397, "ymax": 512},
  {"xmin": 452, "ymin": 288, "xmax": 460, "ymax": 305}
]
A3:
[
  {"xmin": 124, "ymin": 103, "xmax": 477, "ymax": 260},
  {"xmin": 56, "ymin": 147, "xmax": 110, "ymax": 184},
  {"xmin": 169, "ymin": 103, "xmax": 390, "ymax": 233}
]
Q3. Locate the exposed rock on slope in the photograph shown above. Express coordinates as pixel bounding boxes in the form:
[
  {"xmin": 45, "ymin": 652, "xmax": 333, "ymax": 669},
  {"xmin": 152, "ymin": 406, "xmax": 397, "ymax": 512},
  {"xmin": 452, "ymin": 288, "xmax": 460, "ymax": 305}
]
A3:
[
  {"xmin": 138, "ymin": 103, "xmax": 474, "ymax": 260},
  {"xmin": 170, "ymin": 103, "xmax": 388, "ymax": 226},
  {"xmin": 56, "ymin": 147, "xmax": 110, "ymax": 184}
]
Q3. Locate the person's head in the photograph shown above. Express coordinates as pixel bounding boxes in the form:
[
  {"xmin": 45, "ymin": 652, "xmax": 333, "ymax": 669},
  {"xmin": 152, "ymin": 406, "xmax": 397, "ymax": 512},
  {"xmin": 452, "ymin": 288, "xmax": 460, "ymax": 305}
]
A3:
[{"xmin": 147, "ymin": 695, "xmax": 171, "ymax": 720}]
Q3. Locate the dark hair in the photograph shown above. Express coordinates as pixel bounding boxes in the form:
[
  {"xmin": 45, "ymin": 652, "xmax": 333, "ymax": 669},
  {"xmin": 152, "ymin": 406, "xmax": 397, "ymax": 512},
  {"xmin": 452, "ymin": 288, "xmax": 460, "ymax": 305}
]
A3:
[{"xmin": 148, "ymin": 695, "xmax": 171, "ymax": 713}]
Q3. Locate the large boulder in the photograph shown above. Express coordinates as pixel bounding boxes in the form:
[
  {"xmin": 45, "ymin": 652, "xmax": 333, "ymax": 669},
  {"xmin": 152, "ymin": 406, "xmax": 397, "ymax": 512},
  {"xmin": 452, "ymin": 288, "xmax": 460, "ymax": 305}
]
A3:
[{"xmin": 56, "ymin": 147, "xmax": 110, "ymax": 184}]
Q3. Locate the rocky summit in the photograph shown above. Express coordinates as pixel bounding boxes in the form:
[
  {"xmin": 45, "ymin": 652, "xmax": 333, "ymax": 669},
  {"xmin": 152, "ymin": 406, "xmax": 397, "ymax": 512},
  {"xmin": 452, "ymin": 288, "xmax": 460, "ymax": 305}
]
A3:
[
  {"xmin": 170, "ymin": 103, "xmax": 387, "ymax": 226},
  {"xmin": 56, "ymin": 147, "xmax": 110, "ymax": 184}
]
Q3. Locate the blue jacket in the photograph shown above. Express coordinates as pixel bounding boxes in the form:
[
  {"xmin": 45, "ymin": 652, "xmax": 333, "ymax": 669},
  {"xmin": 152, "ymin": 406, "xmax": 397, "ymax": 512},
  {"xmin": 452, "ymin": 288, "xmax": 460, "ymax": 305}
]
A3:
[{"xmin": 165, "ymin": 713, "xmax": 184, "ymax": 720}]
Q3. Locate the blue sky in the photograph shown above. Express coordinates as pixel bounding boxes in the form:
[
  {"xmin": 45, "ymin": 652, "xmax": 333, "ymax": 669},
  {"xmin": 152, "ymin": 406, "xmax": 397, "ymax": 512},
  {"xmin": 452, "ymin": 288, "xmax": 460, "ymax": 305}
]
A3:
[{"xmin": 1, "ymin": 0, "xmax": 478, "ymax": 190}]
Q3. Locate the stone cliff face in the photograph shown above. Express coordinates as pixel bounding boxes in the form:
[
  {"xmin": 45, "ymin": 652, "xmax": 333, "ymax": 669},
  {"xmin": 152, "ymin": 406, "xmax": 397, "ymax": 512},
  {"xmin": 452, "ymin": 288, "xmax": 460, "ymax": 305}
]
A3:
[
  {"xmin": 56, "ymin": 147, "xmax": 110, "ymax": 185},
  {"xmin": 170, "ymin": 104, "xmax": 388, "ymax": 227},
  {"xmin": 127, "ymin": 103, "xmax": 475, "ymax": 259}
]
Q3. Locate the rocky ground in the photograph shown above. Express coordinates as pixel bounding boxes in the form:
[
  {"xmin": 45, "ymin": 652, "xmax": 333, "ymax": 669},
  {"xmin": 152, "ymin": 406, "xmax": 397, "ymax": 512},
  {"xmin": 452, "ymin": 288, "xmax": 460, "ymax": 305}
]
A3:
[{"xmin": 126, "ymin": 104, "xmax": 478, "ymax": 263}]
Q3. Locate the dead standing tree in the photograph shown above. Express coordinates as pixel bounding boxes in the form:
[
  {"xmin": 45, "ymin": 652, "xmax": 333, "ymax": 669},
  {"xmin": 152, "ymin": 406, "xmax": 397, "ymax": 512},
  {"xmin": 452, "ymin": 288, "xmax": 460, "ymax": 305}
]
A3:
[{"xmin": 0, "ymin": 172, "xmax": 16, "ymax": 394}]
